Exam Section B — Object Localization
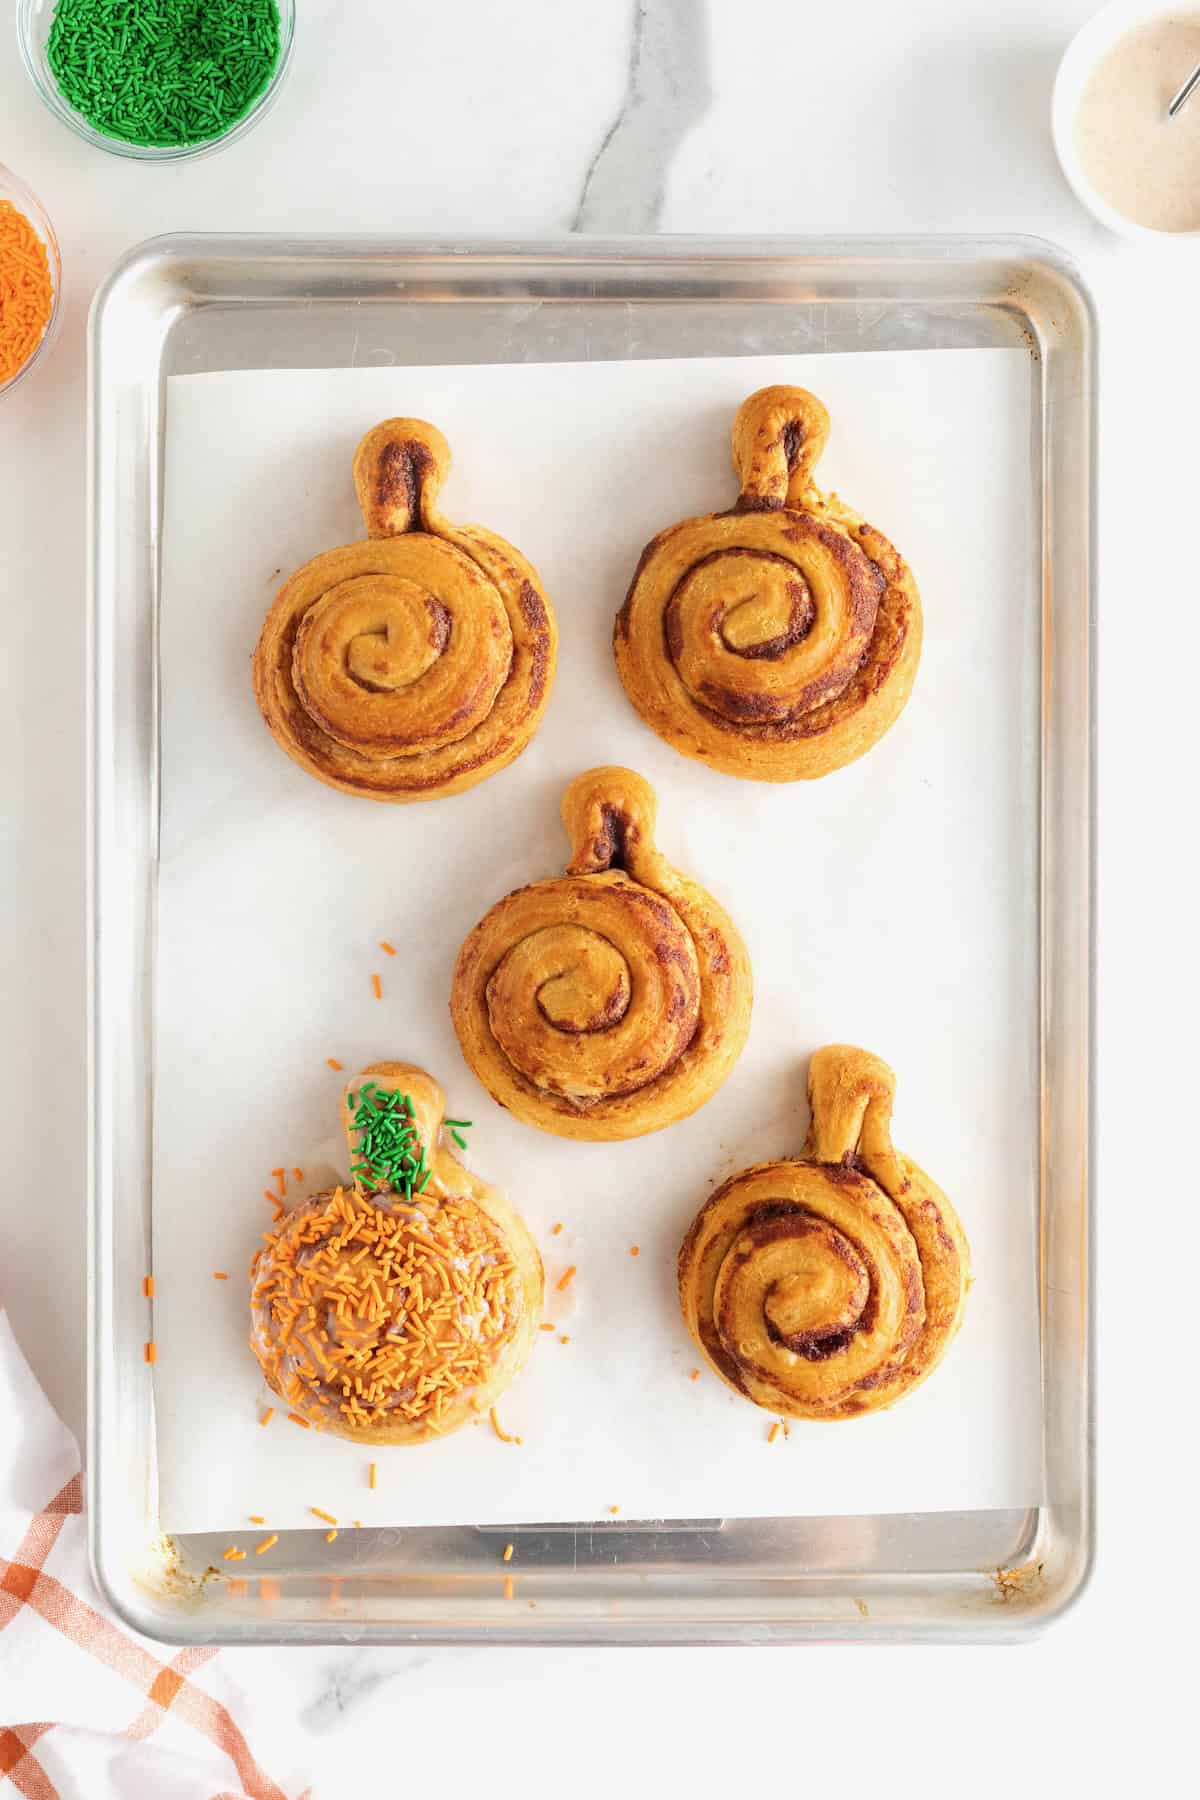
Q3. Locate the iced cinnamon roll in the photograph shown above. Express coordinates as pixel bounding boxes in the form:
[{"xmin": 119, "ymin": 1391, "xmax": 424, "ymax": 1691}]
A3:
[{"xmin": 249, "ymin": 1063, "xmax": 542, "ymax": 1443}]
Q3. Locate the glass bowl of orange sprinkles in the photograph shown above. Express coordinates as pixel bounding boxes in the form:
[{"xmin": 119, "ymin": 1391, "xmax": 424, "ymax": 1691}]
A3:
[{"xmin": 0, "ymin": 163, "xmax": 61, "ymax": 397}]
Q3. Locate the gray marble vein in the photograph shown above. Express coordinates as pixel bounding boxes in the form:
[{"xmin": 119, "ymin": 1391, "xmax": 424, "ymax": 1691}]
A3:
[
  {"xmin": 299, "ymin": 1650, "xmax": 432, "ymax": 1732},
  {"xmin": 573, "ymin": 0, "xmax": 712, "ymax": 232}
]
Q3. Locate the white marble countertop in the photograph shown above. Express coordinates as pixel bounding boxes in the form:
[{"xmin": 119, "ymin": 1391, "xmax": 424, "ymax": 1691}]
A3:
[{"xmin": 0, "ymin": 0, "xmax": 1192, "ymax": 1791}]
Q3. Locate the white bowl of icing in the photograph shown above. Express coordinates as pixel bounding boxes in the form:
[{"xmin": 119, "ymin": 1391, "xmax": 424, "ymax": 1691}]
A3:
[{"xmin": 1053, "ymin": 1, "xmax": 1200, "ymax": 238}]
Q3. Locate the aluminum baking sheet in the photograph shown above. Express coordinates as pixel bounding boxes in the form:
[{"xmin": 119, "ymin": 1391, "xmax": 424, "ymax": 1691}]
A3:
[{"xmin": 88, "ymin": 236, "xmax": 1094, "ymax": 1644}]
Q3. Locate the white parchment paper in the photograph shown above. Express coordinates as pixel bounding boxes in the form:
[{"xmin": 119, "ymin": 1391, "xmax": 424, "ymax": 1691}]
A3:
[{"xmin": 154, "ymin": 351, "xmax": 1041, "ymax": 1534}]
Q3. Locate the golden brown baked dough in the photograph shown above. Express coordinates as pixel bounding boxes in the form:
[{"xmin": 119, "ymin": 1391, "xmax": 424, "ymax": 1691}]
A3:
[
  {"xmin": 678, "ymin": 1045, "xmax": 968, "ymax": 1419},
  {"xmin": 252, "ymin": 420, "xmax": 556, "ymax": 802},
  {"xmin": 249, "ymin": 1062, "xmax": 542, "ymax": 1443},
  {"xmin": 614, "ymin": 386, "xmax": 921, "ymax": 781},
  {"xmin": 451, "ymin": 766, "xmax": 752, "ymax": 1141}
]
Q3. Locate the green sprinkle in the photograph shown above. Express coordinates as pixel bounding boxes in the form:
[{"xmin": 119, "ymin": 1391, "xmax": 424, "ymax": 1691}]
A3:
[
  {"xmin": 444, "ymin": 1119, "xmax": 473, "ymax": 1129},
  {"xmin": 450, "ymin": 1129, "xmax": 468, "ymax": 1151},
  {"xmin": 46, "ymin": 0, "xmax": 283, "ymax": 150}
]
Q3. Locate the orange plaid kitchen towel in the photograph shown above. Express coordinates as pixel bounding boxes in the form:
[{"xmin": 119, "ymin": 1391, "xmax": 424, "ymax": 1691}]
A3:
[{"xmin": 0, "ymin": 1311, "xmax": 308, "ymax": 1798}]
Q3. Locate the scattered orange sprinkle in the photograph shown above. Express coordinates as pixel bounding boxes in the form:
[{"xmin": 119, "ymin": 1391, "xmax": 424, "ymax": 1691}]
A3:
[
  {"xmin": 556, "ymin": 1265, "xmax": 577, "ymax": 1293},
  {"xmin": 369, "ymin": 1462, "xmax": 377, "ymax": 1490},
  {"xmin": 143, "ymin": 1342, "xmax": 157, "ymax": 1364},
  {"xmin": 768, "ymin": 1421, "xmax": 781, "ymax": 1444},
  {"xmin": 609, "ymin": 1505, "xmax": 620, "ymax": 1515},
  {"xmin": 254, "ymin": 1534, "xmax": 278, "ymax": 1555},
  {"xmin": 259, "ymin": 1578, "xmax": 280, "ymax": 1601},
  {"xmin": 503, "ymin": 1575, "xmax": 514, "ymax": 1601},
  {"xmin": 353, "ymin": 1520, "xmax": 363, "ymax": 1529},
  {"xmin": 325, "ymin": 1529, "xmax": 338, "ymax": 1543},
  {"xmin": 259, "ymin": 1407, "xmax": 275, "ymax": 1427},
  {"xmin": 310, "ymin": 1507, "xmax": 338, "ymax": 1525},
  {"xmin": 272, "ymin": 1168, "xmax": 286, "ymax": 1195},
  {"xmin": 142, "ymin": 1275, "xmax": 154, "ymax": 1298},
  {"xmin": 690, "ymin": 1369, "xmax": 700, "ymax": 1382},
  {"xmin": 551, "ymin": 1223, "xmax": 563, "ymax": 1236},
  {"xmin": 629, "ymin": 1245, "xmax": 640, "ymax": 1257},
  {"xmin": 327, "ymin": 1058, "xmax": 343, "ymax": 1071},
  {"xmin": 489, "ymin": 1408, "xmax": 518, "ymax": 1444},
  {"xmin": 293, "ymin": 1167, "xmax": 304, "ymax": 1182},
  {"xmin": 539, "ymin": 1322, "xmax": 556, "ymax": 1332},
  {"xmin": 222, "ymin": 1546, "xmax": 246, "ymax": 1562},
  {"xmin": 286, "ymin": 1412, "xmax": 311, "ymax": 1429},
  {"xmin": 783, "ymin": 1421, "xmax": 791, "ymax": 1440},
  {"xmin": 371, "ymin": 974, "xmax": 382, "ymax": 1000},
  {"xmin": 560, "ymin": 1335, "xmax": 571, "ymax": 1345},
  {"xmin": 248, "ymin": 1515, "xmax": 266, "ymax": 1525},
  {"xmin": 380, "ymin": 941, "xmax": 397, "ymax": 956},
  {"xmin": 212, "ymin": 1271, "xmax": 229, "ymax": 1280},
  {"xmin": 502, "ymin": 1543, "xmax": 514, "ymax": 1562}
]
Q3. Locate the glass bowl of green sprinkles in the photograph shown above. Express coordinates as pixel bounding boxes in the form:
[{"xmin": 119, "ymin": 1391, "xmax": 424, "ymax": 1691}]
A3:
[{"xmin": 18, "ymin": 0, "xmax": 295, "ymax": 162}]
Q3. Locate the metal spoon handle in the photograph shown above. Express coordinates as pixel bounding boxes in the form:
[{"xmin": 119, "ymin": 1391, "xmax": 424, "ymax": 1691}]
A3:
[{"xmin": 1168, "ymin": 60, "xmax": 1200, "ymax": 118}]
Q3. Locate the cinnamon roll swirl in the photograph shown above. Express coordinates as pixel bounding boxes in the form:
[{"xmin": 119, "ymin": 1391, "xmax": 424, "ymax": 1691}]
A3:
[
  {"xmin": 614, "ymin": 387, "xmax": 921, "ymax": 780},
  {"xmin": 678, "ymin": 1046, "xmax": 969, "ymax": 1419},
  {"xmin": 252, "ymin": 420, "xmax": 556, "ymax": 801},
  {"xmin": 451, "ymin": 767, "xmax": 753, "ymax": 1140},
  {"xmin": 249, "ymin": 1062, "xmax": 543, "ymax": 1443}
]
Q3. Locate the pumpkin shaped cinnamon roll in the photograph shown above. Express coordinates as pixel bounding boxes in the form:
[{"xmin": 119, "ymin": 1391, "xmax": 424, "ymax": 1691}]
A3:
[
  {"xmin": 678, "ymin": 1046, "xmax": 968, "ymax": 1419},
  {"xmin": 253, "ymin": 420, "xmax": 556, "ymax": 801},
  {"xmin": 249, "ymin": 1063, "xmax": 542, "ymax": 1443},
  {"xmin": 614, "ymin": 387, "xmax": 921, "ymax": 780},
  {"xmin": 451, "ymin": 767, "xmax": 752, "ymax": 1140}
]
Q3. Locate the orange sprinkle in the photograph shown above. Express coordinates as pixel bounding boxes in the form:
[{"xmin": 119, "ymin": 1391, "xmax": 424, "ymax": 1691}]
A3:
[
  {"xmin": 503, "ymin": 1575, "xmax": 514, "ymax": 1601},
  {"xmin": 371, "ymin": 973, "xmax": 383, "ymax": 1000},
  {"xmin": 551, "ymin": 1223, "xmax": 563, "ymax": 1236},
  {"xmin": 629, "ymin": 1245, "xmax": 640, "ymax": 1257},
  {"xmin": 538, "ymin": 1323, "xmax": 556, "ymax": 1332},
  {"xmin": 272, "ymin": 1168, "xmax": 286, "ymax": 1195},
  {"xmin": 768, "ymin": 1421, "xmax": 781, "ymax": 1444},
  {"xmin": 556, "ymin": 1265, "xmax": 577, "ymax": 1293},
  {"xmin": 143, "ymin": 1342, "xmax": 157, "ymax": 1364},
  {"xmin": 353, "ymin": 1520, "xmax": 363, "ymax": 1529},
  {"xmin": 380, "ymin": 941, "xmax": 397, "ymax": 956},
  {"xmin": 212, "ymin": 1271, "xmax": 229, "ymax": 1280},
  {"xmin": 259, "ymin": 1407, "xmax": 275, "ymax": 1427},
  {"xmin": 0, "ymin": 201, "xmax": 54, "ymax": 385},
  {"xmin": 609, "ymin": 1505, "xmax": 620, "ymax": 1516},
  {"xmin": 502, "ymin": 1543, "xmax": 514, "ymax": 1562},
  {"xmin": 783, "ymin": 1421, "xmax": 791, "ymax": 1440},
  {"xmin": 248, "ymin": 1515, "xmax": 266, "ymax": 1525},
  {"xmin": 327, "ymin": 1058, "xmax": 343, "ymax": 1071},
  {"xmin": 286, "ymin": 1412, "xmax": 311, "ymax": 1429},
  {"xmin": 222, "ymin": 1546, "xmax": 246, "ymax": 1562},
  {"xmin": 310, "ymin": 1507, "xmax": 338, "ymax": 1525},
  {"xmin": 325, "ymin": 1529, "xmax": 338, "ymax": 1543},
  {"xmin": 293, "ymin": 1167, "xmax": 304, "ymax": 1182},
  {"xmin": 142, "ymin": 1275, "xmax": 154, "ymax": 1298},
  {"xmin": 489, "ymin": 1408, "xmax": 517, "ymax": 1444},
  {"xmin": 560, "ymin": 1336, "xmax": 571, "ymax": 1345},
  {"xmin": 690, "ymin": 1369, "xmax": 700, "ymax": 1382},
  {"xmin": 369, "ymin": 1462, "xmax": 377, "ymax": 1489},
  {"xmin": 254, "ymin": 1534, "xmax": 279, "ymax": 1555}
]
